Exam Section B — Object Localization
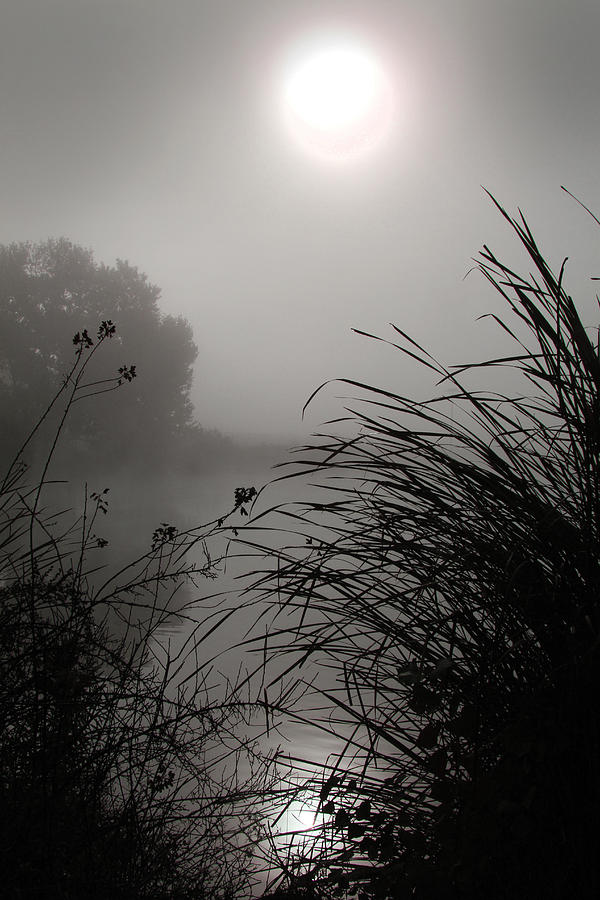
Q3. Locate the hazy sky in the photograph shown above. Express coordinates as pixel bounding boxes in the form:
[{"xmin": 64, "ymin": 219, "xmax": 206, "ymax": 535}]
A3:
[{"xmin": 2, "ymin": 0, "xmax": 599, "ymax": 440}]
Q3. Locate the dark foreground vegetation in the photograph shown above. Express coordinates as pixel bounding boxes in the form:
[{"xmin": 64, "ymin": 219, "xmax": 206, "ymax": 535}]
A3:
[
  {"xmin": 247, "ymin": 193, "xmax": 600, "ymax": 900},
  {"xmin": 0, "ymin": 323, "xmax": 272, "ymax": 899},
  {"xmin": 1, "ymin": 194, "xmax": 599, "ymax": 898}
]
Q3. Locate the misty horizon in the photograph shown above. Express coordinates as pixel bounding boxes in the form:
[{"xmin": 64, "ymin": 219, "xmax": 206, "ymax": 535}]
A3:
[{"xmin": 2, "ymin": 0, "xmax": 599, "ymax": 442}]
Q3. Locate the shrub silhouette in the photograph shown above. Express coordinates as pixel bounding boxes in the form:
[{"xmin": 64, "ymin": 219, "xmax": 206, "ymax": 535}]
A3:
[
  {"xmin": 247, "ymin": 194, "xmax": 600, "ymax": 899},
  {"xmin": 0, "ymin": 322, "xmax": 270, "ymax": 899}
]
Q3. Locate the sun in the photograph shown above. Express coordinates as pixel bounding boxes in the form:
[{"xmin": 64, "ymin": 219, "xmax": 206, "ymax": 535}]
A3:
[
  {"xmin": 281, "ymin": 40, "xmax": 392, "ymax": 162},
  {"xmin": 278, "ymin": 797, "xmax": 321, "ymax": 835}
]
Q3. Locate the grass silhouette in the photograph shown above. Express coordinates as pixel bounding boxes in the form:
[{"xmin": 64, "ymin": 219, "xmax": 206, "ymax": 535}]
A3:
[{"xmin": 243, "ymin": 193, "xmax": 600, "ymax": 899}]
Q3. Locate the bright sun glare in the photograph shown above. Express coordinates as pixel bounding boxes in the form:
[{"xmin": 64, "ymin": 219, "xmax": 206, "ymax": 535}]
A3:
[
  {"xmin": 278, "ymin": 797, "xmax": 321, "ymax": 837},
  {"xmin": 282, "ymin": 40, "xmax": 392, "ymax": 162}
]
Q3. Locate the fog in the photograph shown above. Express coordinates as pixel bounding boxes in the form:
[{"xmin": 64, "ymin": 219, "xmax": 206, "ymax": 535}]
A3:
[
  {"xmin": 2, "ymin": 0, "xmax": 599, "ymax": 440},
  {"xmin": 3, "ymin": 0, "xmax": 600, "ymax": 789},
  {"xmin": 2, "ymin": 2, "xmax": 600, "ymax": 895}
]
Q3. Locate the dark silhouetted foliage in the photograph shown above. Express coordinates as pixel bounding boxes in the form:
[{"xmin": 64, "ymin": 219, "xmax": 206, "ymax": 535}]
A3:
[
  {"xmin": 246, "ymin": 194, "xmax": 600, "ymax": 899},
  {"xmin": 0, "ymin": 320, "xmax": 272, "ymax": 899}
]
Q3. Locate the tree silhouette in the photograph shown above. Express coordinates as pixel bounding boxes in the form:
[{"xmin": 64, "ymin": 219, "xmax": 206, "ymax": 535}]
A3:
[{"xmin": 0, "ymin": 238, "xmax": 197, "ymax": 469}]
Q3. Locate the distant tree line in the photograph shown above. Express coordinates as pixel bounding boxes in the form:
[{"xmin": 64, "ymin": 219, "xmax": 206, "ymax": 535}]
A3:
[{"xmin": 0, "ymin": 238, "xmax": 232, "ymax": 475}]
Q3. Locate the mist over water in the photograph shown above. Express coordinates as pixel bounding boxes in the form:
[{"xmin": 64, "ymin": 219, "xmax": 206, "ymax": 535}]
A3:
[{"xmin": 3, "ymin": 1, "xmax": 600, "ymax": 893}]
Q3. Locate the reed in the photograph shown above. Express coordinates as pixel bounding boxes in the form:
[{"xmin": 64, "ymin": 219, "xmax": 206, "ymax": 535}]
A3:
[{"xmin": 245, "ymin": 194, "xmax": 600, "ymax": 899}]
